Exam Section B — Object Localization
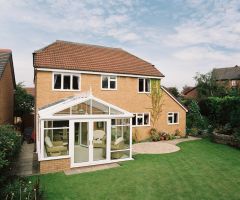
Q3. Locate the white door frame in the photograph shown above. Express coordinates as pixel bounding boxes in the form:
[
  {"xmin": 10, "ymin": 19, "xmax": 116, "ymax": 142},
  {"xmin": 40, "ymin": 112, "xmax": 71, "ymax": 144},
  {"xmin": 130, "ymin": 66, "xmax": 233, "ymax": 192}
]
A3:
[{"xmin": 70, "ymin": 118, "xmax": 111, "ymax": 168}]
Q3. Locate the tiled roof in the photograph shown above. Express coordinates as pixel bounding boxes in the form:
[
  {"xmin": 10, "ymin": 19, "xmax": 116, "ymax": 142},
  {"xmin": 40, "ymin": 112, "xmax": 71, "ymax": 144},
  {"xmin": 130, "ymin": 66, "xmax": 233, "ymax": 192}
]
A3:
[
  {"xmin": 212, "ymin": 65, "xmax": 240, "ymax": 80},
  {"xmin": 33, "ymin": 40, "xmax": 164, "ymax": 77},
  {"xmin": 0, "ymin": 49, "xmax": 11, "ymax": 79}
]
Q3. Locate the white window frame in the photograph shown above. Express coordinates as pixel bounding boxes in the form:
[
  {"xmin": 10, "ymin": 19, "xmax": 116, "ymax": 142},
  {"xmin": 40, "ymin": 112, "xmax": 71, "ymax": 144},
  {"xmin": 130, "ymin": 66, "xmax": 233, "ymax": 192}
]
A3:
[
  {"xmin": 52, "ymin": 72, "xmax": 81, "ymax": 91},
  {"xmin": 138, "ymin": 78, "xmax": 151, "ymax": 93},
  {"xmin": 101, "ymin": 75, "xmax": 117, "ymax": 90},
  {"xmin": 231, "ymin": 80, "xmax": 237, "ymax": 87},
  {"xmin": 132, "ymin": 113, "xmax": 150, "ymax": 127},
  {"xmin": 167, "ymin": 112, "xmax": 179, "ymax": 125}
]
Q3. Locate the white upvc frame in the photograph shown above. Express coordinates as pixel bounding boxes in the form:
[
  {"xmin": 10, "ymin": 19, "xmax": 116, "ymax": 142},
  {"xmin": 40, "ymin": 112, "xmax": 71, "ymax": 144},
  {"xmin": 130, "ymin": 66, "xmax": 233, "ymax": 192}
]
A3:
[
  {"xmin": 69, "ymin": 118, "xmax": 111, "ymax": 168},
  {"xmin": 132, "ymin": 112, "xmax": 151, "ymax": 127},
  {"xmin": 138, "ymin": 78, "xmax": 151, "ymax": 93},
  {"xmin": 38, "ymin": 93, "xmax": 133, "ymax": 165},
  {"xmin": 52, "ymin": 72, "xmax": 81, "ymax": 91},
  {"xmin": 101, "ymin": 75, "xmax": 117, "ymax": 90},
  {"xmin": 167, "ymin": 112, "xmax": 180, "ymax": 125},
  {"xmin": 231, "ymin": 80, "xmax": 237, "ymax": 87}
]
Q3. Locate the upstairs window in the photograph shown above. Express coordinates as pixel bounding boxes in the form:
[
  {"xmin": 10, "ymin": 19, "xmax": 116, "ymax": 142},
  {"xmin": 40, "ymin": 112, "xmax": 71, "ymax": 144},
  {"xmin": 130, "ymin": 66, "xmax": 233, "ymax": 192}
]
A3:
[
  {"xmin": 53, "ymin": 73, "xmax": 80, "ymax": 91},
  {"xmin": 101, "ymin": 76, "xmax": 117, "ymax": 90},
  {"xmin": 231, "ymin": 80, "xmax": 237, "ymax": 87},
  {"xmin": 139, "ymin": 78, "xmax": 150, "ymax": 93},
  {"xmin": 168, "ymin": 112, "xmax": 179, "ymax": 124},
  {"xmin": 132, "ymin": 113, "xmax": 150, "ymax": 126}
]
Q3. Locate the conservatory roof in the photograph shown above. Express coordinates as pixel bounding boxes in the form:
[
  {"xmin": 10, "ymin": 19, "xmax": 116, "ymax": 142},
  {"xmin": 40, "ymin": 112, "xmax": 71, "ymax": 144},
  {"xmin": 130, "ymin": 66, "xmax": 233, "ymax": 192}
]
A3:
[{"xmin": 38, "ymin": 91, "xmax": 133, "ymax": 119}]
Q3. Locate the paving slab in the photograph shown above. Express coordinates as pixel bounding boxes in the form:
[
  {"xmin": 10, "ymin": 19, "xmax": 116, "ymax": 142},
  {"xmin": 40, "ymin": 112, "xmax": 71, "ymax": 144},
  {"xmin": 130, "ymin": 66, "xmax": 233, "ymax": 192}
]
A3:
[
  {"xmin": 64, "ymin": 163, "xmax": 120, "ymax": 175},
  {"xmin": 133, "ymin": 136, "xmax": 201, "ymax": 154}
]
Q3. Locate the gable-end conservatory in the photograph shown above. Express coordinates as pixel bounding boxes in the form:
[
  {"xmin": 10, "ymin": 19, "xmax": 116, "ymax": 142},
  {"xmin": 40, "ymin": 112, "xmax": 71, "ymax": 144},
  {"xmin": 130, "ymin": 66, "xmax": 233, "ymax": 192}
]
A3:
[{"xmin": 37, "ymin": 92, "xmax": 133, "ymax": 167}]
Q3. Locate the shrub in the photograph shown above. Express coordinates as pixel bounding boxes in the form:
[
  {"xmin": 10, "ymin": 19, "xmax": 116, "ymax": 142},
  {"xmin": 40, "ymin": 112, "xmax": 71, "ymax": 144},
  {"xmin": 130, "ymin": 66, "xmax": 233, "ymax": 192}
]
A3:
[
  {"xmin": 0, "ymin": 125, "xmax": 22, "ymax": 193},
  {"xmin": 150, "ymin": 128, "xmax": 159, "ymax": 141}
]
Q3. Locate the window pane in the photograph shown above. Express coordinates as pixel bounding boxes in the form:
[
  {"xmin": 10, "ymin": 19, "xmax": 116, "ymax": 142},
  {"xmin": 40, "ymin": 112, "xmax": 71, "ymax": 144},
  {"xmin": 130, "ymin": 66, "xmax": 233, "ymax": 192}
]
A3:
[
  {"xmin": 174, "ymin": 113, "xmax": 178, "ymax": 123},
  {"xmin": 132, "ymin": 115, "xmax": 136, "ymax": 125},
  {"xmin": 54, "ymin": 108, "xmax": 71, "ymax": 115},
  {"xmin": 54, "ymin": 74, "xmax": 61, "ymax": 89},
  {"xmin": 63, "ymin": 75, "xmax": 71, "ymax": 89},
  {"xmin": 110, "ymin": 80, "xmax": 116, "ymax": 89},
  {"xmin": 110, "ymin": 108, "xmax": 123, "ymax": 115},
  {"xmin": 145, "ymin": 79, "xmax": 150, "ymax": 92},
  {"xmin": 111, "ymin": 150, "xmax": 130, "ymax": 160},
  {"xmin": 144, "ymin": 113, "xmax": 149, "ymax": 125},
  {"xmin": 139, "ymin": 79, "xmax": 144, "ymax": 92},
  {"xmin": 102, "ymin": 76, "xmax": 108, "ymax": 88},
  {"xmin": 137, "ymin": 116, "xmax": 143, "ymax": 125},
  {"xmin": 53, "ymin": 121, "xmax": 69, "ymax": 128},
  {"xmin": 72, "ymin": 100, "xmax": 91, "ymax": 115},
  {"xmin": 168, "ymin": 116, "xmax": 172, "ymax": 124},
  {"xmin": 44, "ymin": 128, "xmax": 69, "ymax": 157},
  {"xmin": 92, "ymin": 100, "xmax": 109, "ymax": 114},
  {"xmin": 72, "ymin": 76, "xmax": 79, "ymax": 90}
]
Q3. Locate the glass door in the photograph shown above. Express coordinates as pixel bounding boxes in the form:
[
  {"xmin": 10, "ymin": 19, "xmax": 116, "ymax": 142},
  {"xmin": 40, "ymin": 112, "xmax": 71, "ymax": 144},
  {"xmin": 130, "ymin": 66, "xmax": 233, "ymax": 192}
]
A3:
[{"xmin": 74, "ymin": 122, "xmax": 89, "ymax": 164}]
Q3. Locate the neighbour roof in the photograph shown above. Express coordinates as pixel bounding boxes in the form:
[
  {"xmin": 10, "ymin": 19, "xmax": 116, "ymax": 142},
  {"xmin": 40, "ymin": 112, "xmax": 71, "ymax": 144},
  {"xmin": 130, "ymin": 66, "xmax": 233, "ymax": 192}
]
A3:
[
  {"xmin": 182, "ymin": 86, "xmax": 197, "ymax": 95},
  {"xmin": 33, "ymin": 40, "xmax": 164, "ymax": 77},
  {"xmin": 212, "ymin": 65, "xmax": 240, "ymax": 80},
  {"xmin": 0, "ymin": 49, "xmax": 16, "ymax": 88}
]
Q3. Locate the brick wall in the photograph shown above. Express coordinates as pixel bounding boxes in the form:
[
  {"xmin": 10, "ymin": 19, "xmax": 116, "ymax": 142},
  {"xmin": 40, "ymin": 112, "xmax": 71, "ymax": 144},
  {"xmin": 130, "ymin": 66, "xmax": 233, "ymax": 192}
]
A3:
[
  {"xmin": 35, "ymin": 71, "xmax": 186, "ymax": 141},
  {"xmin": 0, "ymin": 61, "xmax": 14, "ymax": 125},
  {"xmin": 40, "ymin": 158, "xmax": 70, "ymax": 173}
]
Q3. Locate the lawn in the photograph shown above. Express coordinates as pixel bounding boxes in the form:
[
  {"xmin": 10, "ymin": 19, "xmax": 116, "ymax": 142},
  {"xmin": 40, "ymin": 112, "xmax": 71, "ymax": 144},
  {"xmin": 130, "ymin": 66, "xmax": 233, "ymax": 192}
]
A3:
[{"xmin": 33, "ymin": 139, "xmax": 240, "ymax": 200}]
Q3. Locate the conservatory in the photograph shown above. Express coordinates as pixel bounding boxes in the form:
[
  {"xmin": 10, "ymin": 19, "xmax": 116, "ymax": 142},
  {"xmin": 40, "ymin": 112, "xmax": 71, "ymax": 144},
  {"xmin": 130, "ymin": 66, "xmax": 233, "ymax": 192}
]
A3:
[{"xmin": 37, "ymin": 92, "xmax": 133, "ymax": 167}]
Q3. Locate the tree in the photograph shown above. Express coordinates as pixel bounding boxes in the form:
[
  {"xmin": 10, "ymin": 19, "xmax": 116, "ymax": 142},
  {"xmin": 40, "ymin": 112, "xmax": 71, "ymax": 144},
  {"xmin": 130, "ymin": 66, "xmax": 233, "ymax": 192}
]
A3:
[
  {"xmin": 14, "ymin": 83, "xmax": 34, "ymax": 117},
  {"xmin": 148, "ymin": 79, "xmax": 164, "ymax": 128},
  {"xmin": 194, "ymin": 71, "xmax": 227, "ymax": 99},
  {"xmin": 167, "ymin": 87, "xmax": 180, "ymax": 98}
]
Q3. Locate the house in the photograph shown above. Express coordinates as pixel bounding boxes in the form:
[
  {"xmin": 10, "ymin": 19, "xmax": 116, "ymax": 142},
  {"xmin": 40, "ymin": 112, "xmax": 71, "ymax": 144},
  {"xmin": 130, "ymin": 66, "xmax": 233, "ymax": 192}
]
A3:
[
  {"xmin": 33, "ymin": 40, "xmax": 187, "ymax": 173},
  {"xmin": 0, "ymin": 49, "xmax": 16, "ymax": 125},
  {"xmin": 212, "ymin": 65, "xmax": 240, "ymax": 88}
]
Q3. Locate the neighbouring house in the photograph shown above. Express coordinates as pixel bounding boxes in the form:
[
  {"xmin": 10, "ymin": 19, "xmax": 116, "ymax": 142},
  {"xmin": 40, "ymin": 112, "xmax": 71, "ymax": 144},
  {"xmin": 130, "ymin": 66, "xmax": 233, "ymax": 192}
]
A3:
[
  {"xmin": 33, "ymin": 40, "xmax": 187, "ymax": 173},
  {"xmin": 212, "ymin": 65, "xmax": 240, "ymax": 88},
  {"xmin": 182, "ymin": 86, "xmax": 198, "ymax": 99},
  {"xmin": 0, "ymin": 49, "xmax": 16, "ymax": 125}
]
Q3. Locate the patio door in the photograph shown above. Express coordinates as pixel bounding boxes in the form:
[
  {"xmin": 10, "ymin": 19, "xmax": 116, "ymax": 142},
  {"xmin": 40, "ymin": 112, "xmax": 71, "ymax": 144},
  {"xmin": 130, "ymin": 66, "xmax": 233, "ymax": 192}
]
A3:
[{"xmin": 71, "ymin": 119, "xmax": 110, "ymax": 167}]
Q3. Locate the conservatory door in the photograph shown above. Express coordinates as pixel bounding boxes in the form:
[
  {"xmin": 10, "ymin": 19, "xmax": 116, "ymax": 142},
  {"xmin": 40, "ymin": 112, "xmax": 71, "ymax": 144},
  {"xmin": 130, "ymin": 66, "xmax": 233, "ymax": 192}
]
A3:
[{"xmin": 71, "ymin": 119, "xmax": 110, "ymax": 167}]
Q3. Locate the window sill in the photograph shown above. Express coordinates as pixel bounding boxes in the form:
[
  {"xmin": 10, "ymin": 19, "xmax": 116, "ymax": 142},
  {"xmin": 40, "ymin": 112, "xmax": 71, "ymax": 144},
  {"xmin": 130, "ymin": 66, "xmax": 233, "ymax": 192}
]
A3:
[
  {"xmin": 138, "ymin": 92, "xmax": 150, "ymax": 94},
  {"xmin": 39, "ymin": 155, "xmax": 70, "ymax": 161},
  {"xmin": 101, "ymin": 88, "xmax": 117, "ymax": 91},
  {"xmin": 132, "ymin": 125, "xmax": 150, "ymax": 127},
  {"xmin": 168, "ymin": 123, "xmax": 179, "ymax": 125},
  {"xmin": 53, "ymin": 89, "xmax": 81, "ymax": 92}
]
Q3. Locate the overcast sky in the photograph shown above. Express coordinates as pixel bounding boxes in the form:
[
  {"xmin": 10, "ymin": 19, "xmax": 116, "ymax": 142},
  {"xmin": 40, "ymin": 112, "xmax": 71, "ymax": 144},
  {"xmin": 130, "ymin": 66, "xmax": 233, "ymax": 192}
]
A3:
[{"xmin": 1, "ymin": 0, "xmax": 240, "ymax": 90}]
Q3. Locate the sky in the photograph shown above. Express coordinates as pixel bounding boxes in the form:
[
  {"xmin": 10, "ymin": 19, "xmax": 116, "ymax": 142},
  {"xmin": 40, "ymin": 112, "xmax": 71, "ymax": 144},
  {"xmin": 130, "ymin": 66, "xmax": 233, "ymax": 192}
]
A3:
[{"xmin": 1, "ymin": 0, "xmax": 240, "ymax": 90}]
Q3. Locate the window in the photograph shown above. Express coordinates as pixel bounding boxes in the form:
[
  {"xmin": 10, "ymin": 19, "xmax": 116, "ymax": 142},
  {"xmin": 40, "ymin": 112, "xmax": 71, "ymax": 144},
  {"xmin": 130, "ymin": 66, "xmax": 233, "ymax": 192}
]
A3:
[
  {"xmin": 231, "ymin": 80, "xmax": 237, "ymax": 87},
  {"xmin": 43, "ymin": 120, "xmax": 69, "ymax": 158},
  {"xmin": 168, "ymin": 112, "xmax": 179, "ymax": 124},
  {"xmin": 138, "ymin": 78, "xmax": 150, "ymax": 93},
  {"xmin": 132, "ymin": 113, "xmax": 150, "ymax": 126},
  {"xmin": 53, "ymin": 73, "xmax": 80, "ymax": 90},
  {"xmin": 101, "ymin": 76, "xmax": 117, "ymax": 90}
]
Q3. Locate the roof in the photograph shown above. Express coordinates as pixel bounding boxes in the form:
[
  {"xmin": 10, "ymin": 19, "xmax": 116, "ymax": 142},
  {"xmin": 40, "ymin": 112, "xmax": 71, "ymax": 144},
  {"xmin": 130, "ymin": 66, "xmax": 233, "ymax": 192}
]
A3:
[
  {"xmin": 0, "ymin": 49, "xmax": 16, "ymax": 88},
  {"xmin": 24, "ymin": 87, "xmax": 35, "ymax": 97},
  {"xmin": 182, "ymin": 86, "xmax": 197, "ymax": 95},
  {"xmin": 33, "ymin": 40, "xmax": 164, "ymax": 78},
  {"xmin": 0, "ymin": 49, "xmax": 11, "ymax": 78},
  {"xmin": 161, "ymin": 86, "xmax": 188, "ymax": 112},
  {"xmin": 212, "ymin": 65, "xmax": 240, "ymax": 80}
]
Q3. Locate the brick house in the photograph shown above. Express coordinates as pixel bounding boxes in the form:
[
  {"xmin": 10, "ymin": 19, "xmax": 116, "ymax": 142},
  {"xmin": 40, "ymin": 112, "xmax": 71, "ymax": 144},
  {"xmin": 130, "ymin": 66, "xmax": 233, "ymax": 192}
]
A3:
[
  {"xmin": 212, "ymin": 65, "xmax": 240, "ymax": 88},
  {"xmin": 33, "ymin": 40, "xmax": 187, "ymax": 173},
  {"xmin": 0, "ymin": 49, "xmax": 16, "ymax": 125}
]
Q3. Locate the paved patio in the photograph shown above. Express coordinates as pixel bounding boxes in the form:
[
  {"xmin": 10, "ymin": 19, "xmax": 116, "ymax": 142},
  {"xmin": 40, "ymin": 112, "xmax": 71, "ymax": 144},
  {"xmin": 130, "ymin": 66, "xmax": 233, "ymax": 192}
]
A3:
[
  {"xmin": 13, "ymin": 142, "xmax": 39, "ymax": 176},
  {"xmin": 133, "ymin": 136, "xmax": 201, "ymax": 154}
]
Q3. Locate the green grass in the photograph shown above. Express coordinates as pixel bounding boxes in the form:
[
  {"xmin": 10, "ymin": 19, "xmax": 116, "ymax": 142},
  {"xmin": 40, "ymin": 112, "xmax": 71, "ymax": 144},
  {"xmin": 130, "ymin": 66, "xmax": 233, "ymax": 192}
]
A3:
[{"xmin": 32, "ymin": 140, "xmax": 240, "ymax": 200}]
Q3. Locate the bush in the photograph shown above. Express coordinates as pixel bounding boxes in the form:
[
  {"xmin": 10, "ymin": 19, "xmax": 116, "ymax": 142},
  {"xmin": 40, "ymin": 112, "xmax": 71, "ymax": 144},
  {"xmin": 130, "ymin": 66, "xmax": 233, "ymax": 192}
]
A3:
[
  {"xmin": 0, "ymin": 125, "xmax": 22, "ymax": 194},
  {"xmin": 150, "ymin": 128, "xmax": 159, "ymax": 141},
  {"xmin": 199, "ymin": 96, "xmax": 240, "ymax": 129}
]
